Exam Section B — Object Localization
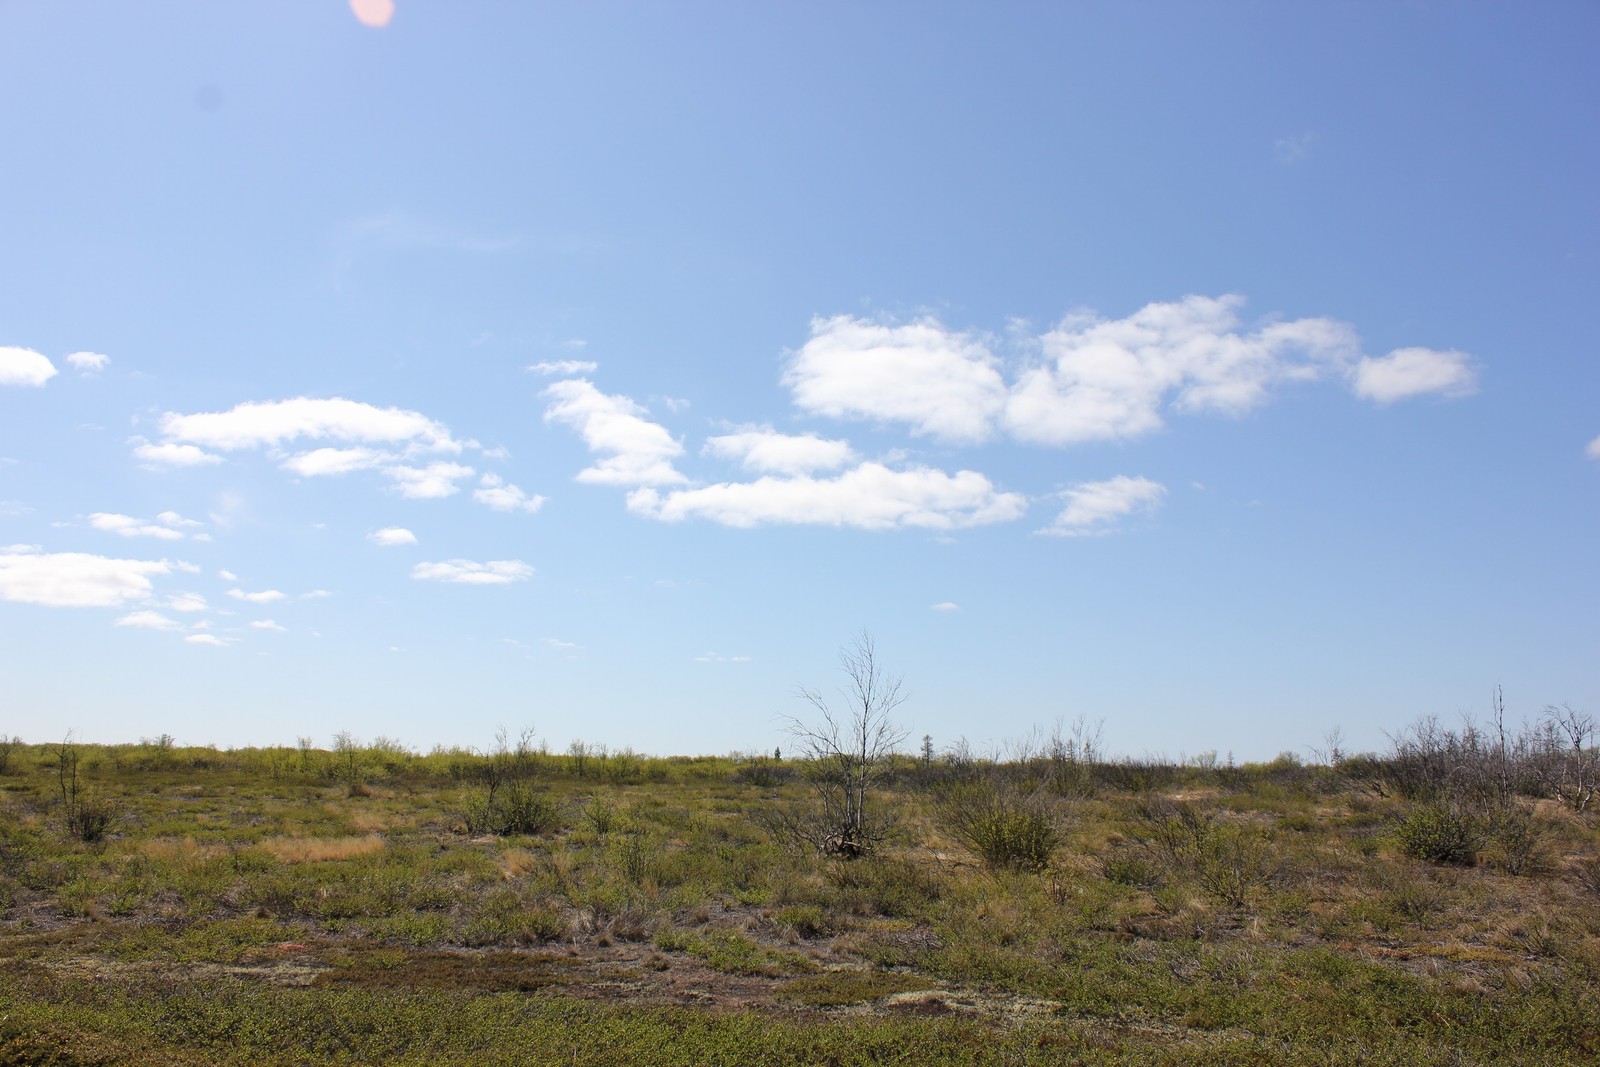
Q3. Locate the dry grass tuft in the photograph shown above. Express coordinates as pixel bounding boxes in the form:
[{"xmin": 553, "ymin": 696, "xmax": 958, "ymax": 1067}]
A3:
[
  {"xmin": 498, "ymin": 847, "xmax": 538, "ymax": 880},
  {"xmin": 140, "ymin": 837, "xmax": 228, "ymax": 864},
  {"xmin": 261, "ymin": 834, "xmax": 386, "ymax": 863}
]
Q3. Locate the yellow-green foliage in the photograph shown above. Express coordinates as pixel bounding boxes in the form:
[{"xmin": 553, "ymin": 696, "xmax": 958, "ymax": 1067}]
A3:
[{"xmin": 0, "ymin": 738, "xmax": 1596, "ymax": 1065}]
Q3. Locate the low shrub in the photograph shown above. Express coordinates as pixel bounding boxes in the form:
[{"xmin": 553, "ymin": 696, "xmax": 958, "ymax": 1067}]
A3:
[
  {"xmin": 1132, "ymin": 799, "xmax": 1281, "ymax": 907},
  {"xmin": 936, "ymin": 780, "xmax": 1065, "ymax": 872},
  {"xmin": 1482, "ymin": 804, "xmax": 1549, "ymax": 875},
  {"xmin": 1393, "ymin": 802, "xmax": 1485, "ymax": 865},
  {"xmin": 773, "ymin": 903, "xmax": 830, "ymax": 938},
  {"xmin": 463, "ymin": 782, "xmax": 563, "ymax": 837},
  {"xmin": 1100, "ymin": 852, "xmax": 1161, "ymax": 888}
]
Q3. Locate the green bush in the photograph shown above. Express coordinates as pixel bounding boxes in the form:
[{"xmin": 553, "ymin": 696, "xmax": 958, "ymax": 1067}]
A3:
[
  {"xmin": 1100, "ymin": 852, "xmax": 1160, "ymax": 888},
  {"xmin": 936, "ymin": 781, "xmax": 1064, "ymax": 872},
  {"xmin": 462, "ymin": 891, "xmax": 566, "ymax": 946},
  {"xmin": 463, "ymin": 782, "xmax": 564, "ymax": 837},
  {"xmin": 583, "ymin": 796, "xmax": 619, "ymax": 835},
  {"xmin": 1132, "ymin": 799, "xmax": 1281, "ymax": 907},
  {"xmin": 1483, "ymin": 804, "xmax": 1549, "ymax": 875},
  {"xmin": 1393, "ymin": 802, "xmax": 1485, "ymax": 865},
  {"xmin": 773, "ymin": 903, "xmax": 830, "ymax": 938}
]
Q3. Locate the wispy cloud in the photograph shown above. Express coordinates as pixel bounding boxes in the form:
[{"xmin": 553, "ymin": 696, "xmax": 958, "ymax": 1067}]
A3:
[
  {"xmin": 1006, "ymin": 297, "xmax": 1359, "ymax": 444},
  {"xmin": 931, "ymin": 601, "xmax": 959, "ymax": 612},
  {"xmin": 66, "ymin": 351, "xmax": 110, "ymax": 374},
  {"xmin": 411, "ymin": 559, "xmax": 533, "ymax": 585},
  {"xmin": 368, "ymin": 527, "xmax": 418, "ymax": 546},
  {"xmin": 89, "ymin": 513, "xmax": 185, "ymax": 540},
  {"xmin": 131, "ymin": 440, "xmax": 223, "ymax": 468},
  {"xmin": 159, "ymin": 397, "xmax": 463, "ymax": 454},
  {"xmin": 782, "ymin": 297, "xmax": 1474, "ymax": 450},
  {"xmin": 1039, "ymin": 476, "xmax": 1167, "ymax": 537},
  {"xmin": 1351, "ymin": 348, "xmax": 1477, "ymax": 404},
  {"xmin": 114, "ymin": 610, "xmax": 182, "ymax": 631},
  {"xmin": 703, "ymin": 427, "xmax": 856, "ymax": 475},
  {"xmin": 185, "ymin": 633, "xmax": 229, "ymax": 647},
  {"xmin": 228, "ymin": 588, "xmax": 286, "ymax": 603},
  {"xmin": 1273, "ymin": 132, "xmax": 1315, "ymax": 164},
  {"xmin": 528, "ymin": 360, "xmax": 599, "ymax": 376},
  {"xmin": 88, "ymin": 511, "xmax": 204, "ymax": 541},
  {"xmin": 329, "ymin": 211, "xmax": 518, "ymax": 287},
  {"xmin": 543, "ymin": 379, "xmax": 687, "ymax": 487},
  {"xmin": 785, "ymin": 316, "xmax": 1007, "ymax": 443},
  {"xmin": 473, "ymin": 473, "xmax": 545, "ymax": 513},
  {"xmin": 385, "ymin": 462, "xmax": 476, "ymax": 499},
  {"xmin": 0, "ymin": 551, "xmax": 174, "ymax": 607},
  {"xmin": 280, "ymin": 447, "xmax": 387, "ymax": 477},
  {"xmin": 628, "ymin": 462, "xmax": 1027, "ymax": 531}
]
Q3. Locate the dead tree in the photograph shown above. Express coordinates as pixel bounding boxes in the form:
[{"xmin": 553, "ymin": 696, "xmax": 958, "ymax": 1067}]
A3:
[{"xmin": 781, "ymin": 630, "xmax": 909, "ymax": 858}]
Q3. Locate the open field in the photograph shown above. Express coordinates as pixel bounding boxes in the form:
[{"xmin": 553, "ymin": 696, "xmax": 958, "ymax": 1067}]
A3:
[{"xmin": 2, "ymin": 731, "xmax": 1599, "ymax": 1065}]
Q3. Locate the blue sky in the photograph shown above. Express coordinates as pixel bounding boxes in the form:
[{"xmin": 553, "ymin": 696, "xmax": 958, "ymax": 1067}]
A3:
[{"xmin": 1, "ymin": 2, "xmax": 1595, "ymax": 760}]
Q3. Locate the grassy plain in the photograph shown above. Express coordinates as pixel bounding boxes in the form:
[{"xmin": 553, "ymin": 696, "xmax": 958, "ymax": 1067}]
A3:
[{"xmin": 1, "ymin": 735, "xmax": 1598, "ymax": 1065}]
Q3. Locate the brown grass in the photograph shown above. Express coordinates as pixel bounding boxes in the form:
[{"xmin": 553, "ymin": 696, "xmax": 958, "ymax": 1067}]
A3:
[
  {"xmin": 261, "ymin": 834, "xmax": 386, "ymax": 863},
  {"xmin": 140, "ymin": 837, "xmax": 229, "ymax": 864}
]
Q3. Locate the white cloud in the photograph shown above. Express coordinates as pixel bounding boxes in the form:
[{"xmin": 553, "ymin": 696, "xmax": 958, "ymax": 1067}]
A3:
[
  {"xmin": 0, "ymin": 346, "xmax": 57, "ymax": 387},
  {"xmin": 250, "ymin": 619, "xmax": 287, "ymax": 632},
  {"xmin": 473, "ymin": 473, "xmax": 546, "ymax": 513},
  {"xmin": 217, "ymin": 569, "xmax": 237, "ymax": 581},
  {"xmin": 543, "ymin": 379, "xmax": 687, "ymax": 486},
  {"xmin": 114, "ymin": 610, "xmax": 181, "ymax": 631},
  {"xmin": 545, "ymin": 638, "xmax": 579, "ymax": 651},
  {"xmin": 411, "ymin": 559, "xmax": 534, "ymax": 585},
  {"xmin": 1274, "ymin": 132, "xmax": 1315, "ymax": 164},
  {"xmin": 88, "ymin": 513, "xmax": 186, "ymax": 540},
  {"xmin": 528, "ymin": 360, "xmax": 600, "ymax": 375},
  {"xmin": 1351, "ymin": 347, "xmax": 1477, "ymax": 404},
  {"xmin": 1588, "ymin": 435, "xmax": 1600, "ymax": 460},
  {"xmin": 299, "ymin": 589, "xmax": 331, "ymax": 599},
  {"xmin": 931, "ymin": 601, "xmax": 960, "ymax": 612},
  {"xmin": 703, "ymin": 427, "xmax": 856, "ymax": 475},
  {"xmin": 0, "ymin": 552, "xmax": 172, "ymax": 607},
  {"xmin": 185, "ymin": 633, "xmax": 229, "ymax": 646},
  {"xmin": 783, "ymin": 299, "xmax": 1414, "ymax": 448},
  {"xmin": 784, "ymin": 315, "xmax": 1007, "ymax": 443},
  {"xmin": 1040, "ymin": 476, "xmax": 1167, "ymax": 537},
  {"xmin": 167, "ymin": 592, "xmax": 208, "ymax": 612},
  {"xmin": 228, "ymin": 588, "xmax": 286, "ymax": 603},
  {"xmin": 628, "ymin": 462, "xmax": 1028, "ymax": 531},
  {"xmin": 131, "ymin": 441, "xmax": 223, "ymax": 468},
  {"xmin": 158, "ymin": 397, "xmax": 462, "ymax": 454},
  {"xmin": 368, "ymin": 527, "xmax": 417, "ymax": 546},
  {"xmin": 280, "ymin": 447, "xmax": 387, "ymax": 477},
  {"xmin": 694, "ymin": 653, "xmax": 752, "ymax": 663},
  {"xmin": 66, "ymin": 351, "xmax": 110, "ymax": 373},
  {"xmin": 1005, "ymin": 296, "xmax": 1359, "ymax": 445},
  {"xmin": 384, "ymin": 462, "xmax": 475, "ymax": 499},
  {"xmin": 156, "ymin": 511, "xmax": 202, "ymax": 528}
]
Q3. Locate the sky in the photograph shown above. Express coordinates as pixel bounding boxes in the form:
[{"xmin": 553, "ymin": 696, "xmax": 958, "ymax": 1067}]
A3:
[{"xmin": 1, "ymin": 1, "xmax": 1595, "ymax": 761}]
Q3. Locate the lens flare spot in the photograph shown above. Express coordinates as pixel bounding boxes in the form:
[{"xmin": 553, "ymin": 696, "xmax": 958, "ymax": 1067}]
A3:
[{"xmin": 350, "ymin": 0, "xmax": 395, "ymax": 28}]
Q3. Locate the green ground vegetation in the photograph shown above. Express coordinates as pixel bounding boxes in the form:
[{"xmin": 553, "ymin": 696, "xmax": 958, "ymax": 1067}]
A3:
[{"xmin": 0, "ymin": 720, "xmax": 1598, "ymax": 1065}]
